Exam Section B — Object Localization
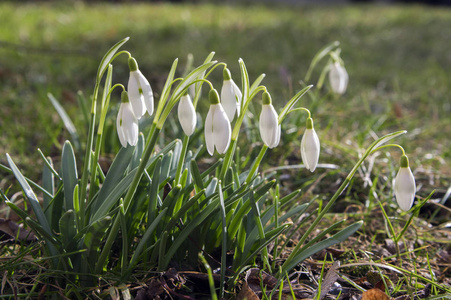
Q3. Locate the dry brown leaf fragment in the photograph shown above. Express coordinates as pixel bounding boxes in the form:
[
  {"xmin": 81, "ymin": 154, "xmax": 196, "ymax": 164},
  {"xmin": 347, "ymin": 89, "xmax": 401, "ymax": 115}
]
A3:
[{"xmin": 361, "ymin": 288, "xmax": 390, "ymax": 300}]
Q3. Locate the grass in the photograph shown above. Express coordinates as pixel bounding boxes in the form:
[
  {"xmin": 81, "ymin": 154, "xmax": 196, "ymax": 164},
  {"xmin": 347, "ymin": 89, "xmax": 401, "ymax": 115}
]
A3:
[{"xmin": 0, "ymin": 1, "xmax": 450, "ymax": 298}]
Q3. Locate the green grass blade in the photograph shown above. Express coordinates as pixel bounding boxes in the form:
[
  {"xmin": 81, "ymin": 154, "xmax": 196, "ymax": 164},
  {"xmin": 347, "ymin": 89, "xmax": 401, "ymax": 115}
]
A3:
[
  {"xmin": 305, "ymin": 40, "xmax": 339, "ymax": 82},
  {"xmin": 61, "ymin": 141, "xmax": 78, "ymax": 211},
  {"xmin": 280, "ymin": 221, "xmax": 363, "ymax": 276},
  {"xmin": 48, "ymin": 93, "xmax": 80, "ymax": 151}
]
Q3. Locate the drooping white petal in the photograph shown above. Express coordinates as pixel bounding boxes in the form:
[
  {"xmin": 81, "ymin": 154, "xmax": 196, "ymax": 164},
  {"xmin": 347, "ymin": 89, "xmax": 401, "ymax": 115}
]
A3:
[
  {"xmin": 301, "ymin": 128, "xmax": 320, "ymax": 172},
  {"xmin": 136, "ymin": 70, "xmax": 154, "ymax": 116},
  {"xmin": 178, "ymin": 94, "xmax": 196, "ymax": 136},
  {"xmin": 259, "ymin": 104, "xmax": 280, "ymax": 148},
  {"xmin": 116, "ymin": 104, "xmax": 127, "ymax": 148},
  {"xmin": 221, "ymin": 79, "xmax": 241, "ymax": 121},
  {"xmin": 394, "ymin": 167, "xmax": 416, "ymax": 211},
  {"xmin": 117, "ymin": 102, "xmax": 138, "ymax": 147},
  {"xmin": 205, "ymin": 105, "xmax": 215, "ymax": 156},
  {"xmin": 122, "ymin": 102, "xmax": 139, "ymax": 146},
  {"xmin": 329, "ymin": 62, "xmax": 349, "ymax": 95},
  {"xmin": 128, "ymin": 71, "xmax": 146, "ymax": 118},
  {"xmin": 212, "ymin": 104, "xmax": 231, "ymax": 154}
]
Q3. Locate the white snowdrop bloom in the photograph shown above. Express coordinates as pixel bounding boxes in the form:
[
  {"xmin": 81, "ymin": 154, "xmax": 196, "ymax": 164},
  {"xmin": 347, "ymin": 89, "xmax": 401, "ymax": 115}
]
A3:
[
  {"xmin": 178, "ymin": 93, "xmax": 196, "ymax": 136},
  {"xmin": 220, "ymin": 68, "xmax": 242, "ymax": 121},
  {"xmin": 259, "ymin": 92, "xmax": 281, "ymax": 149},
  {"xmin": 117, "ymin": 91, "xmax": 139, "ymax": 148},
  {"xmin": 128, "ymin": 57, "xmax": 154, "ymax": 118},
  {"xmin": 394, "ymin": 155, "xmax": 416, "ymax": 211},
  {"xmin": 301, "ymin": 118, "xmax": 320, "ymax": 172},
  {"xmin": 329, "ymin": 62, "xmax": 349, "ymax": 95},
  {"xmin": 205, "ymin": 89, "xmax": 231, "ymax": 155}
]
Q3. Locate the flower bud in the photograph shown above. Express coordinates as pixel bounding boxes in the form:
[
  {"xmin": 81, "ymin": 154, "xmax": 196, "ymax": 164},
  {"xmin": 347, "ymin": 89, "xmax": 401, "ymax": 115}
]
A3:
[
  {"xmin": 117, "ymin": 91, "xmax": 139, "ymax": 147},
  {"xmin": 329, "ymin": 62, "xmax": 348, "ymax": 95},
  {"xmin": 221, "ymin": 68, "xmax": 242, "ymax": 121},
  {"xmin": 301, "ymin": 118, "xmax": 320, "ymax": 172},
  {"xmin": 205, "ymin": 89, "xmax": 231, "ymax": 155},
  {"xmin": 394, "ymin": 155, "xmax": 416, "ymax": 211},
  {"xmin": 128, "ymin": 57, "xmax": 154, "ymax": 118},
  {"xmin": 178, "ymin": 93, "xmax": 196, "ymax": 136},
  {"xmin": 259, "ymin": 92, "xmax": 280, "ymax": 148}
]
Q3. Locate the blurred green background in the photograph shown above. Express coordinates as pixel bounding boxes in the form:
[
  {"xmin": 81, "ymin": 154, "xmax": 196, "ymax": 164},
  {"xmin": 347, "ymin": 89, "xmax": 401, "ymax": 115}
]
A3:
[{"xmin": 0, "ymin": 2, "xmax": 450, "ymax": 190}]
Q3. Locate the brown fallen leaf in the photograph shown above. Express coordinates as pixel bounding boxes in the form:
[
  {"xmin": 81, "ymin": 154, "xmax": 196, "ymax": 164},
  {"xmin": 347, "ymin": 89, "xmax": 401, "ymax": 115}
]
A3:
[
  {"xmin": 0, "ymin": 218, "xmax": 36, "ymax": 243},
  {"xmin": 361, "ymin": 288, "xmax": 390, "ymax": 300},
  {"xmin": 236, "ymin": 282, "xmax": 260, "ymax": 300}
]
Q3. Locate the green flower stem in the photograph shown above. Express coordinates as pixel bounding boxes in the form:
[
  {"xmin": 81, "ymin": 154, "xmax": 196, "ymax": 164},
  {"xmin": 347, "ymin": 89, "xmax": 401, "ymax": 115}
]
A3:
[
  {"xmin": 80, "ymin": 49, "xmax": 130, "ymax": 224},
  {"xmin": 286, "ymin": 107, "xmax": 311, "ymax": 120},
  {"xmin": 174, "ymin": 135, "xmax": 190, "ymax": 186},
  {"xmin": 79, "ymin": 82, "xmax": 101, "ymax": 224},
  {"xmin": 124, "ymin": 124, "xmax": 160, "ymax": 211},
  {"xmin": 245, "ymin": 145, "xmax": 268, "ymax": 184},
  {"xmin": 87, "ymin": 83, "xmax": 125, "ymax": 214},
  {"xmin": 219, "ymin": 87, "xmax": 265, "ymax": 181},
  {"xmin": 279, "ymin": 131, "xmax": 406, "ymax": 276},
  {"xmin": 369, "ymin": 144, "xmax": 406, "ymax": 156},
  {"xmin": 95, "ymin": 123, "xmax": 161, "ymax": 273}
]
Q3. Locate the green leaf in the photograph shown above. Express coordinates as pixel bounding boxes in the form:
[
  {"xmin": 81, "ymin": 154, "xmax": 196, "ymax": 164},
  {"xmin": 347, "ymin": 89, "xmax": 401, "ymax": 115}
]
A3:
[
  {"xmin": 59, "ymin": 210, "xmax": 77, "ymax": 250},
  {"xmin": 305, "ymin": 41, "xmax": 339, "ymax": 82},
  {"xmin": 6, "ymin": 154, "xmax": 52, "ymax": 235},
  {"xmin": 61, "ymin": 141, "xmax": 78, "ymax": 211},
  {"xmin": 42, "ymin": 155, "xmax": 55, "ymax": 223},
  {"xmin": 278, "ymin": 85, "xmax": 313, "ymax": 123},
  {"xmin": 92, "ymin": 146, "xmax": 135, "ymax": 212},
  {"xmin": 126, "ymin": 207, "xmax": 168, "ymax": 274},
  {"xmin": 160, "ymin": 197, "xmax": 220, "ymax": 269},
  {"xmin": 83, "ymin": 215, "xmax": 112, "ymax": 269},
  {"xmin": 249, "ymin": 73, "xmax": 266, "ymax": 95},
  {"xmin": 48, "ymin": 93, "xmax": 80, "ymax": 151},
  {"xmin": 280, "ymin": 221, "xmax": 363, "ymax": 276},
  {"xmin": 96, "ymin": 37, "xmax": 129, "ymax": 82}
]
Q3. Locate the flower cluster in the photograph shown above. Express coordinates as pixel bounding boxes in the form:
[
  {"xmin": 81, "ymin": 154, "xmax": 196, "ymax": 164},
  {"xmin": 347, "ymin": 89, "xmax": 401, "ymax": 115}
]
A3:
[{"xmin": 116, "ymin": 57, "xmax": 154, "ymax": 147}]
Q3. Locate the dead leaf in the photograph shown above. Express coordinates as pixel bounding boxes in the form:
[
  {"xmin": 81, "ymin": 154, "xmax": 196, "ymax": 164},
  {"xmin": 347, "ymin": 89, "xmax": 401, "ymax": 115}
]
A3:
[
  {"xmin": 316, "ymin": 261, "xmax": 340, "ymax": 300},
  {"xmin": 0, "ymin": 218, "xmax": 36, "ymax": 243},
  {"xmin": 361, "ymin": 288, "xmax": 390, "ymax": 300},
  {"xmin": 236, "ymin": 282, "xmax": 260, "ymax": 300}
]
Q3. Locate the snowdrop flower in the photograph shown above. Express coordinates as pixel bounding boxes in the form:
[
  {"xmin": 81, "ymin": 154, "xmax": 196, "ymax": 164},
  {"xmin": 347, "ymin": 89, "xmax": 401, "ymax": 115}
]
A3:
[
  {"xmin": 259, "ymin": 91, "xmax": 281, "ymax": 148},
  {"xmin": 177, "ymin": 93, "xmax": 196, "ymax": 136},
  {"xmin": 205, "ymin": 89, "xmax": 231, "ymax": 155},
  {"xmin": 301, "ymin": 118, "xmax": 320, "ymax": 172},
  {"xmin": 117, "ymin": 91, "xmax": 138, "ymax": 148},
  {"xmin": 329, "ymin": 61, "xmax": 349, "ymax": 95},
  {"xmin": 221, "ymin": 68, "xmax": 242, "ymax": 121},
  {"xmin": 394, "ymin": 155, "xmax": 416, "ymax": 211},
  {"xmin": 128, "ymin": 57, "xmax": 154, "ymax": 118}
]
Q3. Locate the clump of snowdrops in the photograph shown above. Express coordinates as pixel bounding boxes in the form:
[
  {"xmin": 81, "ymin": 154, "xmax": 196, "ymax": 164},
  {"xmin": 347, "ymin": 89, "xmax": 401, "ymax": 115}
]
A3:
[{"xmin": 1, "ymin": 38, "xmax": 418, "ymax": 297}]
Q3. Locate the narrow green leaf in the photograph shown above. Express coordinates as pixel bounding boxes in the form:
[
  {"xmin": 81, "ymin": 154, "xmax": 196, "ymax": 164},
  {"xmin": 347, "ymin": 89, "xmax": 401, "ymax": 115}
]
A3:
[
  {"xmin": 83, "ymin": 216, "xmax": 112, "ymax": 269},
  {"xmin": 250, "ymin": 73, "xmax": 266, "ymax": 95},
  {"xmin": 42, "ymin": 155, "xmax": 55, "ymax": 223},
  {"xmin": 305, "ymin": 41, "xmax": 339, "ymax": 82},
  {"xmin": 190, "ymin": 160, "xmax": 204, "ymax": 193},
  {"xmin": 48, "ymin": 93, "xmax": 80, "ymax": 151},
  {"xmin": 6, "ymin": 154, "xmax": 52, "ymax": 235},
  {"xmin": 280, "ymin": 221, "xmax": 363, "ymax": 276},
  {"xmin": 127, "ymin": 207, "xmax": 168, "ymax": 273},
  {"xmin": 59, "ymin": 210, "xmax": 77, "ymax": 250},
  {"xmin": 160, "ymin": 197, "xmax": 220, "ymax": 269},
  {"xmin": 96, "ymin": 37, "xmax": 129, "ymax": 81},
  {"xmin": 61, "ymin": 141, "xmax": 78, "ymax": 211},
  {"xmin": 93, "ymin": 146, "xmax": 135, "ymax": 211}
]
